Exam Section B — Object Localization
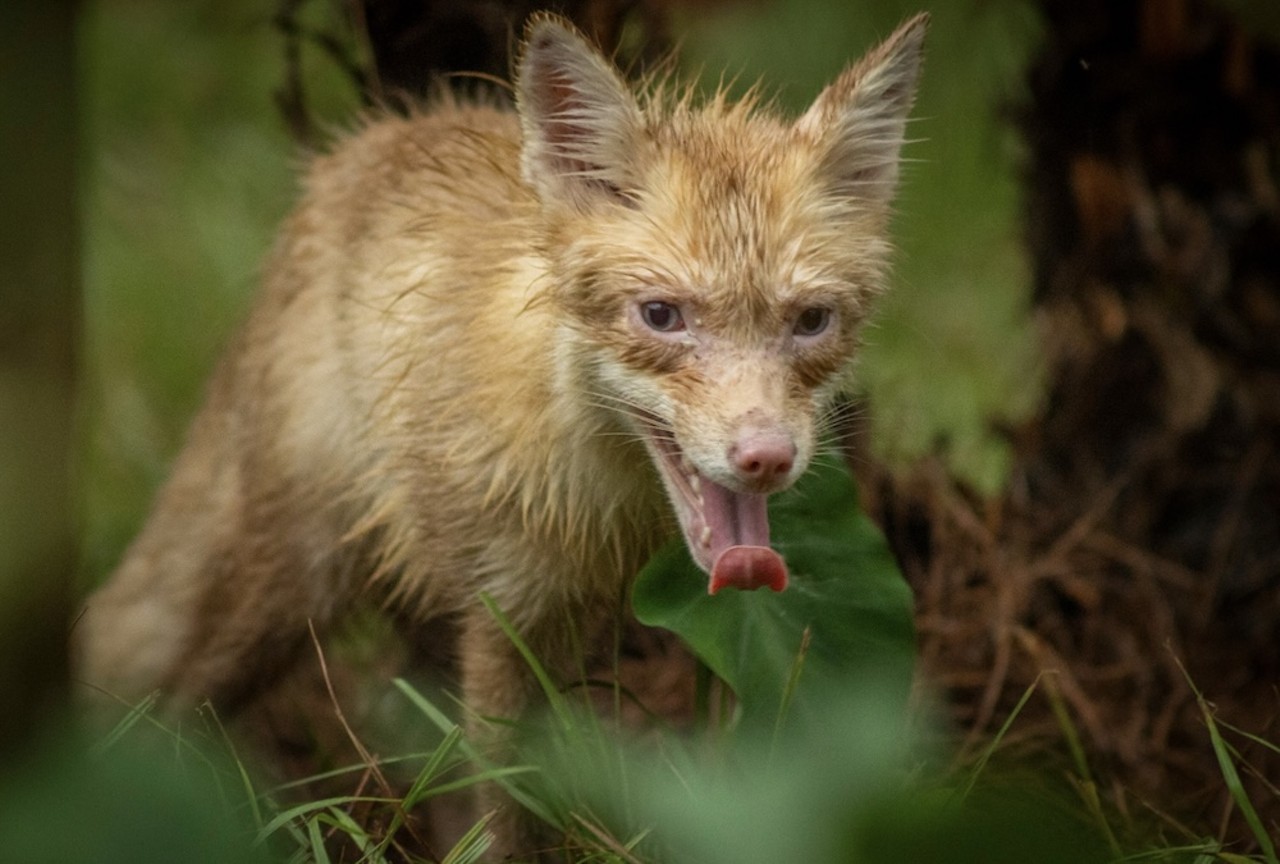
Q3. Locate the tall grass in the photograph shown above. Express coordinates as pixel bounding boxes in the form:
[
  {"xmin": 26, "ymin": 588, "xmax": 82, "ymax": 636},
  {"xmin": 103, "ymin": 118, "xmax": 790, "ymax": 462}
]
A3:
[{"xmin": 28, "ymin": 642, "xmax": 1272, "ymax": 862}]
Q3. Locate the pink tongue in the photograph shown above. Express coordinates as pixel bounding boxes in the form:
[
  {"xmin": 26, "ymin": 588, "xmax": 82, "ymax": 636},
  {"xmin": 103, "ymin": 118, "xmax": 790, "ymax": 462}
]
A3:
[
  {"xmin": 710, "ymin": 545, "xmax": 788, "ymax": 594},
  {"xmin": 699, "ymin": 480, "xmax": 789, "ymax": 594}
]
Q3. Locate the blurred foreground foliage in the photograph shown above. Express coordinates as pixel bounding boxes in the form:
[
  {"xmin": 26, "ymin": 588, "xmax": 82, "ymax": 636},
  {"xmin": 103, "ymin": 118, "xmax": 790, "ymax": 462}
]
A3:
[
  {"xmin": 0, "ymin": 724, "xmax": 270, "ymax": 864},
  {"xmin": 19, "ymin": 457, "xmax": 1202, "ymax": 863}
]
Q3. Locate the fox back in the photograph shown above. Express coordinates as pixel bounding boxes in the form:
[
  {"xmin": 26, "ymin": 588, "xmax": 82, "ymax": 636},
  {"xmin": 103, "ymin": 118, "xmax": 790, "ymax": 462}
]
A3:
[{"xmin": 77, "ymin": 12, "xmax": 927, "ymax": 856}]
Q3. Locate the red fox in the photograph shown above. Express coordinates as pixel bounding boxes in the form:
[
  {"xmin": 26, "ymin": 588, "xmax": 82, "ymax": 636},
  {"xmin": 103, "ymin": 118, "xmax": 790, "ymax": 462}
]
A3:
[{"xmin": 77, "ymin": 10, "xmax": 926, "ymax": 853}]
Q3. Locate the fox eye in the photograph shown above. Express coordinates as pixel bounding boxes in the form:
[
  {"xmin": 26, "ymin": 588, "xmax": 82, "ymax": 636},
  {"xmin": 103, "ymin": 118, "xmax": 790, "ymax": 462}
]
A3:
[
  {"xmin": 640, "ymin": 301, "xmax": 685, "ymax": 333},
  {"xmin": 794, "ymin": 307, "xmax": 832, "ymax": 337}
]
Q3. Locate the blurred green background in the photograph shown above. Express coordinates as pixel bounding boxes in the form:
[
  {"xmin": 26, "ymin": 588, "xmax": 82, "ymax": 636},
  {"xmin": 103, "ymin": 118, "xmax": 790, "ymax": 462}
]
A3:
[{"xmin": 77, "ymin": 0, "xmax": 1044, "ymax": 585}]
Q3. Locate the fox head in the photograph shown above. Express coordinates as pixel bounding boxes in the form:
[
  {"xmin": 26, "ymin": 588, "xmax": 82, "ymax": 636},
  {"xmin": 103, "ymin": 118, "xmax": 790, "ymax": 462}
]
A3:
[{"xmin": 516, "ymin": 14, "xmax": 927, "ymax": 594}]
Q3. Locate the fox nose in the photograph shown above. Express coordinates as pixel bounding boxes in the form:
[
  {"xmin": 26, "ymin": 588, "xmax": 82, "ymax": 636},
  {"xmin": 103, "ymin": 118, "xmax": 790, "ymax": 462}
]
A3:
[{"xmin": 729, "ymin": 430, "xmax": 796, "ymax": 486}]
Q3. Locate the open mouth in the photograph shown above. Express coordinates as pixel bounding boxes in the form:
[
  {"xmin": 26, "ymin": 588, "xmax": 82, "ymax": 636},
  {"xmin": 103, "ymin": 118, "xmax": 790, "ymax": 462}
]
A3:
[{"xmin": 640, "ymin": 418, "xmax": 789, "ymax": 595}]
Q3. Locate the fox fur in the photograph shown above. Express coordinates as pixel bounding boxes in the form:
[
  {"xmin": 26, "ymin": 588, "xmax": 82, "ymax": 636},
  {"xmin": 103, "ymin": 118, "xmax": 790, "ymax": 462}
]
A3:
[{"xmin": 76, "ymin": 11, "xmax": 927, "ymax": 855}]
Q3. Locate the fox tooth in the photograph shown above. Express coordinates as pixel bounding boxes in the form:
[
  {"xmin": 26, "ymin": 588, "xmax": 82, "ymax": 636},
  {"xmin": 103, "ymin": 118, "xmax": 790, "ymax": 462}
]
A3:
[
  {"xmin": 699, "ymin": 526, "xmax": 712, "ymax": 547},
  {"xmin": 689, "ymin": 473, "xmax": 701, "ymax": 494}
]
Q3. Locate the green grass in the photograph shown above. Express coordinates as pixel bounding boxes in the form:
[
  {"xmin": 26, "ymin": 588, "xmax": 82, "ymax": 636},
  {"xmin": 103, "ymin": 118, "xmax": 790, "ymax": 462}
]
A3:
[
  {"xmin": 28, "ymin": 641, "xmax": 1272, "ymax": 862},
  {"xmin": 20, "ymin": 572, "xmax": 1277, "ymax": 862}
]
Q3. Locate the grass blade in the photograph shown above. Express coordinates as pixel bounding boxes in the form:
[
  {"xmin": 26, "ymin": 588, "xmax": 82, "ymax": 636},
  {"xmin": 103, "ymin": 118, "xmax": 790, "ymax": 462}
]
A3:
[
  {"xmin": 957, "ymin": 674, "xmax": 1041, "ymax": 801},
  {"xmin": 254, "ymin": 795, "xmax": 394, "ymax": 844},
  {"xmin": 479, "ymin": 593, "xmax": 575, "ymax": 731},
  {"xmin": 393, "ymin": 678, "xmax": 555, "ymax": 823},
  {"xmin": 305, "ymin": 817, "xmax": 333, "ymax": 864},
  {"xmin": 441, "ymin": 811, "xmax": 495, "ymax": 864},
  {"xmin": 89, "ymin": 692, "xmax": 159, "ymax": 755},
  {"xmin": 1174, "ymin": 656, "xmax": 1278, "ymax": 864},
  {"xmin": 1203, "ymin": 708, "xmax": 1277, "ymax": 864},
  {"xmin": 1217, "ymin": 718, "xmax": 1280, "ymax": 759},
  {"xmin": 1042, "ymin": 674, "xmax": 1121, "ymax": 857},
  {"xmin": 403, "ymin": 725, "xmax": 466, "ymax": 809},
  {"xmin": 321, "ymin": 806, "xmax": 378, "ymax": 858},
  {"xmin": 770, "ymin": 626, "xmax": 811, "ymax": 759}
]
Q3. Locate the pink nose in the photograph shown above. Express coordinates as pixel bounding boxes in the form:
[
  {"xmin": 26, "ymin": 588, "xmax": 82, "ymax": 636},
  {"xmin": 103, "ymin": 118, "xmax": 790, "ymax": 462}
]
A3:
[{"xmin": 730, "ymin": 431, "xmax": 796, "ymax": 484}]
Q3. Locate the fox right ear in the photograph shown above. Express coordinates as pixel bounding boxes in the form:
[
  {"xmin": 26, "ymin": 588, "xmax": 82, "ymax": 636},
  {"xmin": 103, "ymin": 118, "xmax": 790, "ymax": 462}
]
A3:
[
  {"xmin": 796, "ymin": 13, "xmax": 928, "ymax": 209},
  {"xmin": 516, "ymin": 15, "xmax": 644, "ymax": 210}
]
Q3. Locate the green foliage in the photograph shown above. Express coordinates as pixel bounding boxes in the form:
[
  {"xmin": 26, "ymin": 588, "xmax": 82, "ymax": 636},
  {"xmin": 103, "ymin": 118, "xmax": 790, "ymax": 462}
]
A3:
[
  {"xmin": 632, "ymin": 454, "xmax": 914, "ymax": 735},
  {"xmin": 480, "ymin": 671, "xmax": 1117, "ymax": 864},
  {"xmin": 618, "ymin": 459, "xmax": 1113, "ymax": 864},
  {"xmin": 0, "ymin": 725, "xmax": 272, "ymax": 864},
  {"xmin": 431, "ymin": 463, "xmax": 1120, "ymax": 864}
]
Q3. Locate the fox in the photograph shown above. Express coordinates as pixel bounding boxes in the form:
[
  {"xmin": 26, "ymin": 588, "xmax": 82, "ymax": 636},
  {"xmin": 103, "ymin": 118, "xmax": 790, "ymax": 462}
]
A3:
[{"xmin": 76, "ymin": 10, "xmax": 927, "ymax": 856}]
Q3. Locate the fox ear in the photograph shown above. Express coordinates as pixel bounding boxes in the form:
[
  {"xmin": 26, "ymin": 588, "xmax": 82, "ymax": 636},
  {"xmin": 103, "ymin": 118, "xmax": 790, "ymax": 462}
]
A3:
[
  {"xmin": 517, "ymin": 14, "xmax": 643, "ymax": 209},
  {"xmin": 797, "ymin": 13, "xmax": 928, "ymax": 207}
]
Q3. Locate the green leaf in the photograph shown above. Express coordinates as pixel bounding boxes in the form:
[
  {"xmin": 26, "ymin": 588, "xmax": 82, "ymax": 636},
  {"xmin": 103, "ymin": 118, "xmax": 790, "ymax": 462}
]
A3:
[{"xmin": 632, "ymin": 453, "xmax": 915, "ymax": 734}]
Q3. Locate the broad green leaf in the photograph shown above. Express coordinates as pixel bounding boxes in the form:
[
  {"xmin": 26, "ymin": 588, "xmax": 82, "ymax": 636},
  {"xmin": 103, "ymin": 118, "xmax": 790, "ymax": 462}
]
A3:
[{"xmin": 632, "ymin": 453, "xmax": 915, "ymax": 734}]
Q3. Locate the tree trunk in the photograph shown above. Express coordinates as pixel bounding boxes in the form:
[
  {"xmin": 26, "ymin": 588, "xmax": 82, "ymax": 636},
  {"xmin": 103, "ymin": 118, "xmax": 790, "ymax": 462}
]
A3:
[{"xmin": 867, "ymin": 0, "xmax": 1279, "ymax": 842}]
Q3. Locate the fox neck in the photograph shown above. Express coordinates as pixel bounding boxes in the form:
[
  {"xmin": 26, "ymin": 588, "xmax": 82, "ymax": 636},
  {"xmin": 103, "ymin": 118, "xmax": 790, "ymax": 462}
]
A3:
[{"xmin": 484, "ymin": 312, "xmax": 670, "ymax": 592}]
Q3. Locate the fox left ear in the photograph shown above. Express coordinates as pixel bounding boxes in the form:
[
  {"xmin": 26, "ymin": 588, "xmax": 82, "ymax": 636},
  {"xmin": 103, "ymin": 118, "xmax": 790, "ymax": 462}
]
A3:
[
  {"xmin": 516, "ymin": 14, "xmax": 644, "ymax": 210},
  {"xmin": 797, "ymin": 12, "xmax": 928, "ymax": 207}
]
